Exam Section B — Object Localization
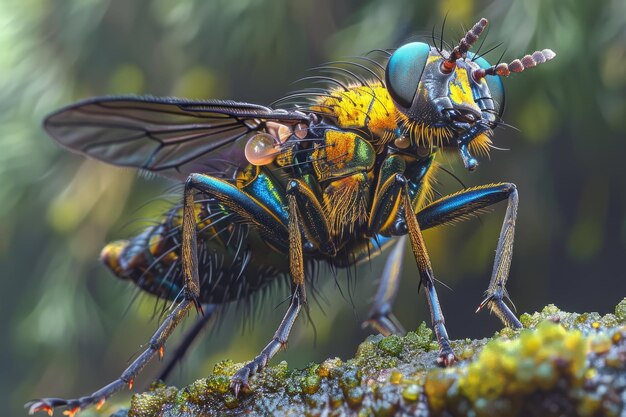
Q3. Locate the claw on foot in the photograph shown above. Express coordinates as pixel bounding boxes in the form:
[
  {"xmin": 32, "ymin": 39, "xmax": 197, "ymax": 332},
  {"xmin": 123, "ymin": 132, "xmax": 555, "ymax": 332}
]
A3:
[
  {"xmin": 230, "ymin": 379, "xmax": 250, "ymax": 398},
  {"xmin": 231, "ymin": 364, "xmax": 256, "ymax": 397},
  {"xmin": 476, "ymin": 295, "xmax": 493, "ymax": 313},
  {"xmin": 437, "ymin": 351, "xmax": 457, "ymax": 367},
  {"xmin": 27, "ymin": 401, "xmax": 54, "ymax": 416}
]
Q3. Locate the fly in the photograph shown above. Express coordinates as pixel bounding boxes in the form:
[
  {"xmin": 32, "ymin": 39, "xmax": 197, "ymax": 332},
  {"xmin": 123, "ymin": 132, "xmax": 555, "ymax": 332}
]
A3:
[{"xmin": 27, "ymin": 18, "xmax": 555, "ymax": 416}]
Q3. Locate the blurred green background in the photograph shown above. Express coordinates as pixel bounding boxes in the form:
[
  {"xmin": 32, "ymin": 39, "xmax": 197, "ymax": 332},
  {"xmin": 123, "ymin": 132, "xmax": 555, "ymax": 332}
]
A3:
[{"xmin": 1, "ymin": 0, "xmax": 625, "ymax": 415}]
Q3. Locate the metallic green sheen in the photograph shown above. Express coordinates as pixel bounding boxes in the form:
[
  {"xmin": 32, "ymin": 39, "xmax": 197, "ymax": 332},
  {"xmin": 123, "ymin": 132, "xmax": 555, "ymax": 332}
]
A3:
[
  {"xmin": 315, "ymin": 131, "xmax": 376, "ymax": 180},
  {"xmin": 378, "ymin": 154, "xmax": 406, "ymax": 183},
  {"xmin": 352, "ymin": 135, "xmax": 376, "ymax": 172}
]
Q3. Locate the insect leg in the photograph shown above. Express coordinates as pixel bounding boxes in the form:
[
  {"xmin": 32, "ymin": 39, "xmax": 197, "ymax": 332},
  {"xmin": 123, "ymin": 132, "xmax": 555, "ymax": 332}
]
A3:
[
  {"xmin": 415, "ymin": 183, "xmax": 522, "ymax": 328},
  {"xmin": 157, "ymin": 304, "xmax": 218, "ymax": 382},
  {"xmin": 285, "ymin": 179, "xmax": 334, "ymax": 255},
  {"xmin": 27, "ymin": 176, "xmax": 219, "ymax": 416},
  {"xmin": 363, "ymin": 235, "xmax": 407, "ymax": 336},
  {"xmin": 363, "ymin": 155, "xmax": 408, "ymax": 335},
  {"xmin": 186, "ymin": 173, "xmax": 289, "ymax": 250},
  {"xmin": 368, "ymin": 154, "xmax": 406, "ymax": 235},
  {"xmin": 401, "ymin": 178, "xmax": 457, "ymax": 366},
  {"xmin": 230, "ymin": 188, "xmax": 306, "ymax": 396},
  {"xmin": 26, "ymin": 298, "xmax": 194, "ymax": 416}
]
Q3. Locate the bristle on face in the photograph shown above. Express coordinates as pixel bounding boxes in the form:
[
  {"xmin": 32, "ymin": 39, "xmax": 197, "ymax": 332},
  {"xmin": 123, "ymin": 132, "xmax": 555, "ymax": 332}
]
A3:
[{"xmin": 397, "ymin": 113, "xmax": 454, "ymax": 149}]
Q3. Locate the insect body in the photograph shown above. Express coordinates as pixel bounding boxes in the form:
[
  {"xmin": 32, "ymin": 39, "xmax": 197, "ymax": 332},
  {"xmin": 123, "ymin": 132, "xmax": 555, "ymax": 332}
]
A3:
[{"xmin": 28, "ymin": 18, "xmax": 555, "ymax": 416}]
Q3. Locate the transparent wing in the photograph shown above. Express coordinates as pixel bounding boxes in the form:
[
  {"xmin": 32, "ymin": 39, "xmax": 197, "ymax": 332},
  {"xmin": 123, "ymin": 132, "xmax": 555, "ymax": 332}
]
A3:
[{"xmin": 44, "ymin": 96, "xmax": 309, "ymax": 180}]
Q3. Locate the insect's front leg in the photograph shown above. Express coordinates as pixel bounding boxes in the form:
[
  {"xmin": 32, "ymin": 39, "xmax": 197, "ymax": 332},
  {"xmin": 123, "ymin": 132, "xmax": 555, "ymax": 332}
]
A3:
[
  {"xmin": 230, "ymin": 181, "xmax": 309, "ymax": 395},
  {"xmin": 400, "ymin": 180, "xmax": 457, "ymax": 366},
  {"xmin": 366, "ymin": 156, "xmax": 455, "ymax": 364},
  {"xmin": 416, "ymin": 183, "xmax": 522, "ymax": 328}
]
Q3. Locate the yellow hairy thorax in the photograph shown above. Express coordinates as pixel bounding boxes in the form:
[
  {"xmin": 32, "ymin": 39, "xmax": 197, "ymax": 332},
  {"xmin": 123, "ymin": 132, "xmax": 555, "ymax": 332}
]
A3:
[
  {"xmin": 310, "ymin": 83, "xmax": 398, "ymax": 147},
  {"xmin": 311, "ymin": 82, "xmax": 489, "ymax": 155}
]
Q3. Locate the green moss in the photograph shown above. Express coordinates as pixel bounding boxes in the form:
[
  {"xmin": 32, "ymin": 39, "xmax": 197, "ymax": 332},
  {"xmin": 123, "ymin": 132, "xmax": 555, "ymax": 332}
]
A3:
[
  {"xmin": 212, "ymin": 359, "xmax": 239, "ymax": 376},
  {"xmin": 301, "ymin": 373, "xmax": 321, "ymax": 394},
  {"xmin": 318, "ymin": 357, "xmax": 342, "ymax": 378},
  {"xmin": 206, "ymin": 375, "xmax": 229, "ymax": 395},
  {"xmin": 404, "ymin": 322, "xmax": 433, "ymax": 351},
  {"xmin": 615, "ymin": 298, "xmax": 626, "ymax": 322},
  {"xmin": 542, "ymin": 304, "xmax": 560, "ymax": 315},
  {"xmin": 110, "ymin": 298, "xmax": 626, "ymax": 417},
  {"xmin": 127, "ymin": 383, "xmax": 177, "ymax": 417},
  {"xmin": 378, "ymin": 334, "xmax": 404, "ymax": 357}
]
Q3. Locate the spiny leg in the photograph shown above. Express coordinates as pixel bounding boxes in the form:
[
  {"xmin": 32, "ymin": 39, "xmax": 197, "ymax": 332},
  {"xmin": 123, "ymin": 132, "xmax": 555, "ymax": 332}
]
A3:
[
  {"xmin": 27, "ymin": 178, "xmax": 205, "ymax": 416},
  {"xmin": 230, "ymin": 284, "xmax": 305, "ymax": 396},
  {"xmin": 230, "ymin": 185, "xmax": 307, "ymax": 396},
  {"xmin": 27, "ymin": 172, "xmax": 284, "ymax": 415},
  {"xmin": 285, "ymin": 178, "xmax": 334, "ymax": 255},
  {"xmin": 363, "ymin": 235, "xmax": 407, "ymax": 336},
  {"xmin": 157, "ymin": 304, "xmax": 217, "ymax": 382},
  {"xmin": 401, "ymin": 179, "xmax": 456, "ymax": 366},
  {"xmin": 27, "ymin": 300, "xmax": 194, "ymax": 416},
  {"xmin": 416, "ymin": 183, "xmax": 522, "ymax": 328}
]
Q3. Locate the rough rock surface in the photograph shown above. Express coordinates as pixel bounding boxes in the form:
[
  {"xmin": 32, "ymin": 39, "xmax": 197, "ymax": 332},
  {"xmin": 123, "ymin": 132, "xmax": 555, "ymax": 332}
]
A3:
[{"xmin": 108, "ymin": 299, "xmax": 626, "ymax": 417}]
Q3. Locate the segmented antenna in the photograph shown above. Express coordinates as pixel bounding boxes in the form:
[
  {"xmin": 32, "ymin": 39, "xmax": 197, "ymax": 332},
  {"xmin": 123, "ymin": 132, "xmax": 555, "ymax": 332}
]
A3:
[
  {"xmin": 441, "ymin": 18, "xmax": 489, "ymax": 73},
  {"xmin": 472, "ymin": 49, "xmax": 556, "ymax": 80}
]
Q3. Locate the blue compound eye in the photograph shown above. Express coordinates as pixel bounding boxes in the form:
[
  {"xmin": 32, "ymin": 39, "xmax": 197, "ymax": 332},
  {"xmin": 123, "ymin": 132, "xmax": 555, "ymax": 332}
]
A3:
[
  {"xmin": 467, "ymin": 52, "xmax": 505, "ymax": 118},
  {"xmin": 385, "ymin": 42, "xmax": 431, "ymax": 109}
]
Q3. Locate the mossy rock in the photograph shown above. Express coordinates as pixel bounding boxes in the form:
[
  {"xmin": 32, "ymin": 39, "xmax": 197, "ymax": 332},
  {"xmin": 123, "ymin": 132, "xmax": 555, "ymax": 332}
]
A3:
[{"xmin": 109, "ymin": 298, "xmax": 626, "ymax": 417}]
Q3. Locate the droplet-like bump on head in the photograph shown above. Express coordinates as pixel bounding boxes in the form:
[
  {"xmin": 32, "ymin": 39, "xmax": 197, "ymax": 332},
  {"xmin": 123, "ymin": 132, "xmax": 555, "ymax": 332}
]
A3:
[{"xmin": 394, "ymin": 135, "xmax": 411, "ymax": 149}]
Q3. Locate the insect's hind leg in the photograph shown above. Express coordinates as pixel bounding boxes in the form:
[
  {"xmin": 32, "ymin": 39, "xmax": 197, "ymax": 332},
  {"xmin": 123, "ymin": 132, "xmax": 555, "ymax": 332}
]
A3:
[
  {"xmin": 27, "ymin": 175, "xmax": 210, "ymax": 416},
  {"xmin": 157, "ymin": 304, "xmax": 218, "ymax": 381},
  {"xmin": 27, "ymin": 298, "xmax": 195, "ymax": 416},
  {"xmin": 363, "ymin": 235, "xmax": 407, "ymax": 336},
  {"xmin": 416, "ymin": 182, "xmax": 522, "ymax": 328}
]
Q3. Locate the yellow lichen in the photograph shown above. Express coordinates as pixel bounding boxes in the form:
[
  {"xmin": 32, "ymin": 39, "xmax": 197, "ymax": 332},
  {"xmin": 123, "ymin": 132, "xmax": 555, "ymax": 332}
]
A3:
[
  {"xmin": 120, "ymin": 300, "xmax": 626, "ymax": 417},
  {"xmin": 444, "ymin": 321, "xmax": 588, "ymax": 416}
]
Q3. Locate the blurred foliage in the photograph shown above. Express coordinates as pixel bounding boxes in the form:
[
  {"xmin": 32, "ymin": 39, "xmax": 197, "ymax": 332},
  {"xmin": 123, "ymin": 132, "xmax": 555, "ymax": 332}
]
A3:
[{"xmin": 0, "ymin": 0, "xmax": 624, "ymax": 416}]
